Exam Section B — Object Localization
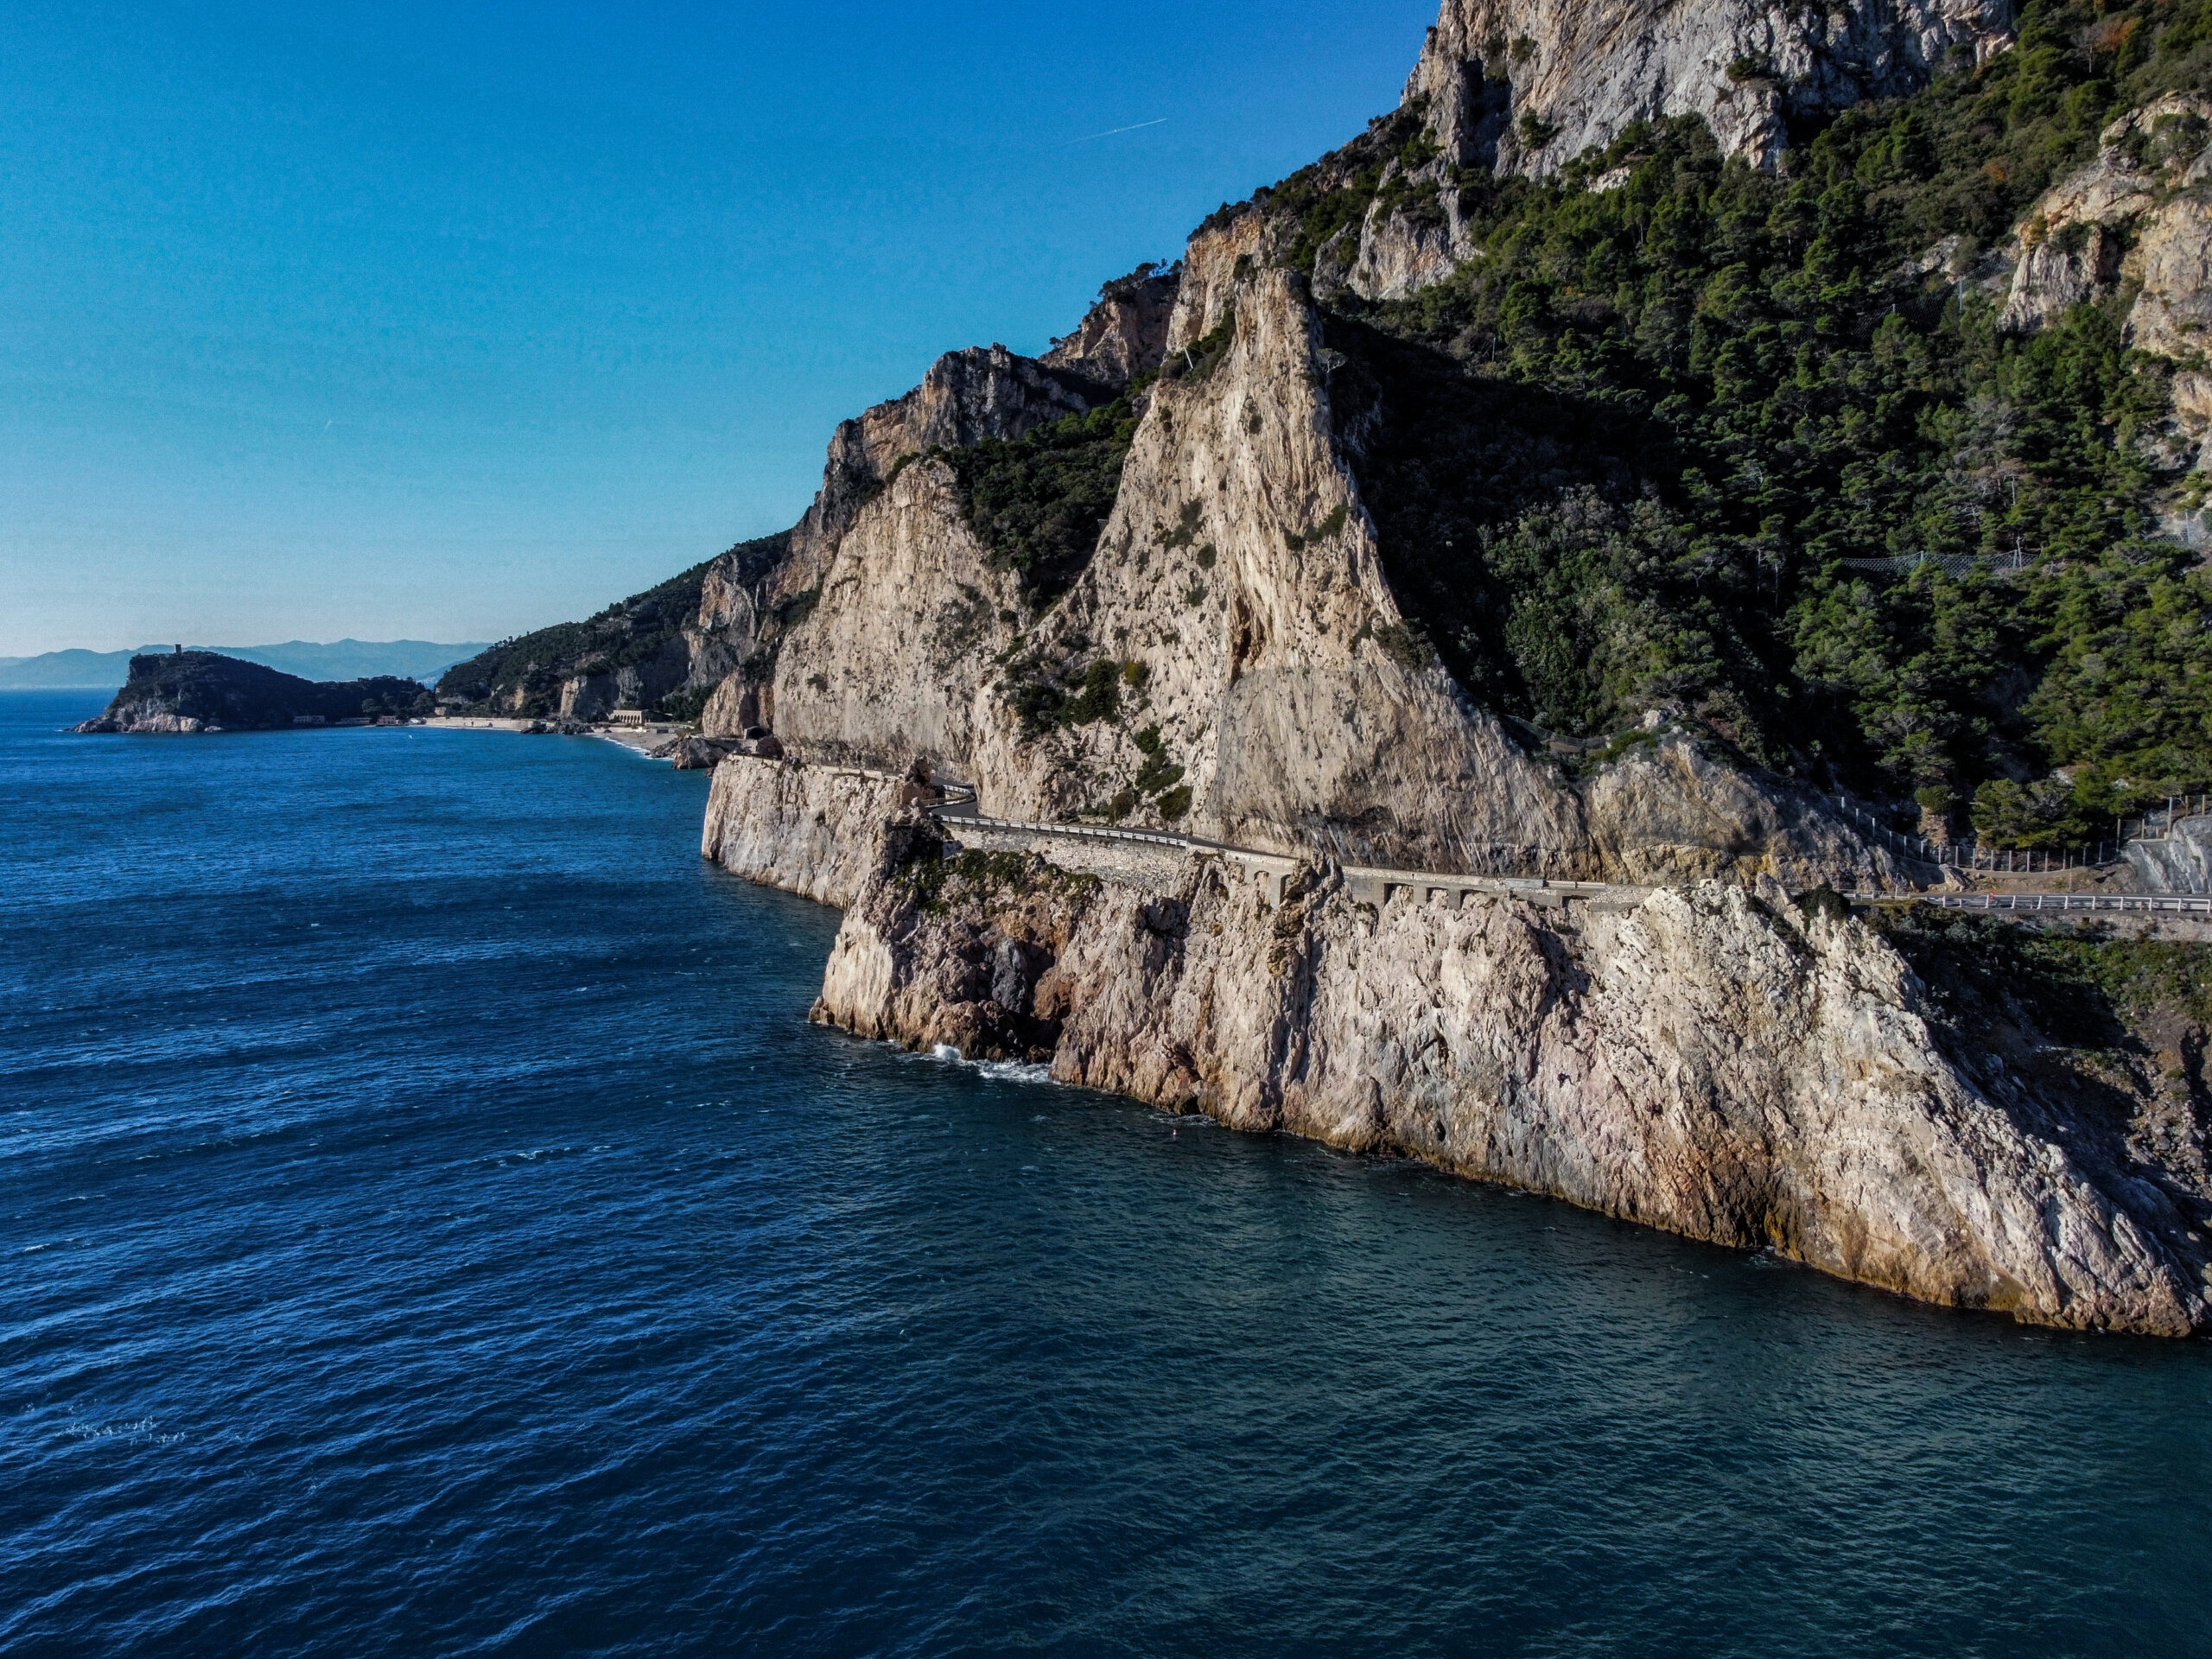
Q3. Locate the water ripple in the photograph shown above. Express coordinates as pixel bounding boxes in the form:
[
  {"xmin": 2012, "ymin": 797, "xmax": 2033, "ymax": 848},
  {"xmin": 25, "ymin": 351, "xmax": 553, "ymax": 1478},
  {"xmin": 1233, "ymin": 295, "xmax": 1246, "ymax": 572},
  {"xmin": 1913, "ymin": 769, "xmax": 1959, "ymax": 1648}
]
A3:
[{"xmin": 0, "ymin": 693, "xmax": 2207, "ymax": 1656}]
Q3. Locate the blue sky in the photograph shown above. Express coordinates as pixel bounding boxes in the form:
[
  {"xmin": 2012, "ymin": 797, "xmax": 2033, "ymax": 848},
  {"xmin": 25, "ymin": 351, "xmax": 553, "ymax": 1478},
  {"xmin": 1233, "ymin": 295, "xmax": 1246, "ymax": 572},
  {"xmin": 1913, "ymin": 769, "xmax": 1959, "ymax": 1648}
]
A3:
[{"xmin": 0, "ymin": 0, "xmax": 1435, "ymax": 656}]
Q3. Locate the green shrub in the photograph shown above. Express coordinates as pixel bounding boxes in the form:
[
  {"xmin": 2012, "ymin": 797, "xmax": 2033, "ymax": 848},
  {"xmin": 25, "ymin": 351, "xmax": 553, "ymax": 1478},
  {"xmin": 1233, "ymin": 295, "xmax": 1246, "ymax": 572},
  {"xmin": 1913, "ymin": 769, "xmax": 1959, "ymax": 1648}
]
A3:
[
  {"xmin": 654, "ymin": 684, "xmax": 714, "ymax": 724},
  {"xmin": 1163, "ymin": 500, "xmax": 1205, "ymax": 550},
  {"xmin": 1135, "ymin": 754, "xmax": 1184, "ymax": 796},
  {"xmin": 1156, "ymin": 784, "xmax": 1194, "ymax": 820},
  {"xmin": 1061, "ymin": 659, "xmax": 1124, "ymax": 726},
  {"xmin": 1168, "ymin": 317, "xmax": 1237, "ymax": 383}
]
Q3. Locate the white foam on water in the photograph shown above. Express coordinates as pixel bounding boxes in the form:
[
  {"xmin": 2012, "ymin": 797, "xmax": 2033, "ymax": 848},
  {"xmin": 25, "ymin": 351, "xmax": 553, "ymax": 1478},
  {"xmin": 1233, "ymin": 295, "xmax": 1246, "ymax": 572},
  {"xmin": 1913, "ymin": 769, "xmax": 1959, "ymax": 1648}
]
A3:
[
  {"xmin": 975, "ymin": 1059, "xmax": 1052, "ymax": 1085},
  {"xmin": 916, "ymin": 1043, "xmax": 1054, "ymax": 1088}
]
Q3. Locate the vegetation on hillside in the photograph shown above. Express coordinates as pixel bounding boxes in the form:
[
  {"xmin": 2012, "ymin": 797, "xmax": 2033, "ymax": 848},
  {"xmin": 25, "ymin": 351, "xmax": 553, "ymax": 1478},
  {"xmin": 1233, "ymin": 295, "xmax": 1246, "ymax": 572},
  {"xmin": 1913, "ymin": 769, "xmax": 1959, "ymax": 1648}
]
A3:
[
  {"xmin": 1876, "ymin": 903, "xmax": 2212, "ymax": 1060},
  {"xmin": 431, "ymin": 534, "xmax": 794, "ymax": 717},
  {"xmin": 948, "ymin": 391, "xmax": 1144, "ymax": 604},
  {"xmin": 105, "ymin": 652, "xmax": 430, "ymax": 728},
  {"xmin": 1236, "ymin": 0, "xmax": 2212, "ymax": 846}
]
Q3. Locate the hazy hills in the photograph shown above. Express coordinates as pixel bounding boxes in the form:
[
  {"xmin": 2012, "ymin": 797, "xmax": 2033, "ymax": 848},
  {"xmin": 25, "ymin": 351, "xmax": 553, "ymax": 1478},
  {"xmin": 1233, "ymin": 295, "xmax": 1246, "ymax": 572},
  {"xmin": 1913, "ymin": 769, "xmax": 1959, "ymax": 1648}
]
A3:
[{"xmin": 0, "ymin": 639, "xmax": 491, "ymax": 690}]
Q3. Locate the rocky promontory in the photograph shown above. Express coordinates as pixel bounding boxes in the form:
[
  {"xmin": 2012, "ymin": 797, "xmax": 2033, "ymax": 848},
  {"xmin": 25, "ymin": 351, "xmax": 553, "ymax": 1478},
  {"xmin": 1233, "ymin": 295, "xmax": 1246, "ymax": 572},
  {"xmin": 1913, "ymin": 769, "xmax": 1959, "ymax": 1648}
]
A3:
[
  {"xmin": 569, "ymin": 0, "xmax": 2212, "ymax": 1331},
  {"xmin": 73, "ymin": 650, "xmax": 429, "ymax": 734},
  {"xmin": 806, "ymin": 803, "xmax": 2209, "ymax": 1336}
]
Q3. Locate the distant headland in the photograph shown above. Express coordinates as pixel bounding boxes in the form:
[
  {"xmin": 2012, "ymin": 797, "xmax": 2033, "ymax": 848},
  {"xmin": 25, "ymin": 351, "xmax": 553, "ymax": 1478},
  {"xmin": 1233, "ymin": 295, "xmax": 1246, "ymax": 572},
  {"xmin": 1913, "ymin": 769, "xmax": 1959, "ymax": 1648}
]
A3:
[{"xmin": 72, "ymin": 649, "xmax": 434, "ymax": 734}]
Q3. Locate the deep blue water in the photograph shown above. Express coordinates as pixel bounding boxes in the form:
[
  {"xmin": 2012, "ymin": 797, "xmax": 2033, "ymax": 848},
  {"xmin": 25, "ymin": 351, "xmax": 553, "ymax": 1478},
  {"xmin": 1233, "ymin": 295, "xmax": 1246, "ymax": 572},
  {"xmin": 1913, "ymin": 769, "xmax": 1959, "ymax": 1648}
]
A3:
[{"xmin": 3, "ymin": 688, "xmax": 2209, "ymax": 1656}]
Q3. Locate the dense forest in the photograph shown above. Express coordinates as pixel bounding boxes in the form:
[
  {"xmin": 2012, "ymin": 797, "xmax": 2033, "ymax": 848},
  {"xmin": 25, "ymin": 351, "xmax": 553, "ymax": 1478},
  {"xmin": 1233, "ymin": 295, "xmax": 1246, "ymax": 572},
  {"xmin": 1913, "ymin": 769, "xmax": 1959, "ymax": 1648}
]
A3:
[{"xmin": 1232, "ymin": 0, "xmax": 2212, "ymax": 847}]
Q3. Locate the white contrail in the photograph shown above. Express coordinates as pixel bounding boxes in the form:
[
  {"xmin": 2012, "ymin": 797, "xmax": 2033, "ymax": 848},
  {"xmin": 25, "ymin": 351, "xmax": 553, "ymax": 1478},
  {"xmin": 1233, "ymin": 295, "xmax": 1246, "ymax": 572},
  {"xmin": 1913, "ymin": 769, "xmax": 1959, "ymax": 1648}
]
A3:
[{"xmin": 1057, "ymin": 118, "xmax": 1168, "ymax": 146}]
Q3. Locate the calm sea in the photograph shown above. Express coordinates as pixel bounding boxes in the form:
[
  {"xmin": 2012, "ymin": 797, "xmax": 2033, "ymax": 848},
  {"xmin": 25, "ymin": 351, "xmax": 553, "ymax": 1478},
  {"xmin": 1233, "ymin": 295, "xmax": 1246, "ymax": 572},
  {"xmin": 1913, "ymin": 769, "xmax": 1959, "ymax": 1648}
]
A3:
[{"xmin": 2, "ymin": 689, "xmax": 2207, "ymax": 1656}]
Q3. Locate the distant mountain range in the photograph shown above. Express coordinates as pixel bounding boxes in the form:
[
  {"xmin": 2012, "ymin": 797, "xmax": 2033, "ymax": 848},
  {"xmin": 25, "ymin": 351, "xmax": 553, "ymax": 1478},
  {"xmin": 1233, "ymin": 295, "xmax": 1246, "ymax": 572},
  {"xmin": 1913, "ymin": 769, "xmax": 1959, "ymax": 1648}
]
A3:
[{"xmin": 0, "ymin": 639, "xmax": 493, "ymax": 689}]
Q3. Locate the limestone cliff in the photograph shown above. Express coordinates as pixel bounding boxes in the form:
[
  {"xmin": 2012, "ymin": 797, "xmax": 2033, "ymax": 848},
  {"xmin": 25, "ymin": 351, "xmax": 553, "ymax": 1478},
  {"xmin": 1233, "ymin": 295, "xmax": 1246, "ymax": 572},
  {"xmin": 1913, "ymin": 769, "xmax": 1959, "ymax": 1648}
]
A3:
[
  {"xmin": 1042, "ymin": 264, "xmax": 1181, "ymax": 385},
  {"xmin": 763, "ymin": 457, "xmax": 1028, "ymax": 771},
  {"xmin": 776, "ymin": 345, "xmax": 1116, "ymax": 601},
  {"xmin": 1406, "ymin": 0, "xmax": 2016, "ymax": 178},
  {"xmin": 651, "ymin": 0, "xmax": 2212, "ymax": 1340},
  {"xmin": 713, "ymin": 243, "xmax": 1879, "ymax": 886},
  {"xmin": 700, "ymin": 757, "xmax": 909, "ymax": 909},
  {"xmin": 808, "ymin": 816, "xmax": 2211, "ymax": 1336},
  {"xmin": 1304, "ymin": 0, "xmax": 2021, "ymax": 302},
  {"xmin": 694, "ymin": 341, "xmax": 1130, "ymax": 742}
]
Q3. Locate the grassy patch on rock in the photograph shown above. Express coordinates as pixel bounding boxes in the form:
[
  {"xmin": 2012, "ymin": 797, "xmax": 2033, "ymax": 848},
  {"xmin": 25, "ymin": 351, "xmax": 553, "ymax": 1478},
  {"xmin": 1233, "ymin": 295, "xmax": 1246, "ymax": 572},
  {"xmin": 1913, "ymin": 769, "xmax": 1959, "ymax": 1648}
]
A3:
[{"xmin": 895, "ymin": 846, "xmax": 1100, "ymax": 916}]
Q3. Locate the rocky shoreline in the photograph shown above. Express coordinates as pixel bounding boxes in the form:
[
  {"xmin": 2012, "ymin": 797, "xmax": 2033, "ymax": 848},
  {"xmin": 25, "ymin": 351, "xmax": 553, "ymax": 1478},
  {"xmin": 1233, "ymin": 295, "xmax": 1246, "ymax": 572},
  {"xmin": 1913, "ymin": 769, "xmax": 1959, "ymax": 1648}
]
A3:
[{"xmin": 702, "ymin": 755, "xmax": 2212, "ymax": 1336}]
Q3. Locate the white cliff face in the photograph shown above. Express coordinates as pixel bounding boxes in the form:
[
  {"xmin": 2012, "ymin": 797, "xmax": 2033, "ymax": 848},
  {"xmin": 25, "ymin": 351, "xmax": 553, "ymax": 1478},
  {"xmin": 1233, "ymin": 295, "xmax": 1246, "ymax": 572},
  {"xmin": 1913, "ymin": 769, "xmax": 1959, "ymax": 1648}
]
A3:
[
  {"xmin": 700, "ymin": 758, "xmax": 908, "ymax": 909},
  {"xmin": 1407, "ymin": 0, "xmax": 2015, "ymax": 177},
  {"xmin": 673, "ymin": 0, "xmax": 2212, "ymax": 1341},
  {"xmin": 979, "ymin": 263, "xmax": 1592, "ymax": 871},
  {"xmin": 1166, "ymin": 213, "xmax": 1274, "ymax": 353},
  {"xmin": 724, "ymin": 222, "xmax": 1876, "ymax": 884},
  {"xmin": 1344, "ymin": 190, "xmax": 1478, "ymax": 302},
  {"xmin": 1337, "ymin": 0, "xmax": 2021, "ymax": 297},
  {"xmin": 80, "ymin": 699, "xmax": 204, "ymax": 734},
  {"xmin": 779, "ymin": 345, "xmax": 1113, "ymax": 601},
  {"xmin": 690, "ymin": 344, "xmax": 1119, "ymax": 740},
  {"xmin": 1042, "ymin": 267, "xmax": 1181, "ymax": 385},
  {"xmin": 812, "ymin": 836, "xmax": 2212, "ymax": 1335},
  {"xmin": 768, "ymin": 459, "xmax": 1027, "ymax": 774},
  {"xmin": 979, "ymin": 254, "xmax": 1872, "ymax": 882}
]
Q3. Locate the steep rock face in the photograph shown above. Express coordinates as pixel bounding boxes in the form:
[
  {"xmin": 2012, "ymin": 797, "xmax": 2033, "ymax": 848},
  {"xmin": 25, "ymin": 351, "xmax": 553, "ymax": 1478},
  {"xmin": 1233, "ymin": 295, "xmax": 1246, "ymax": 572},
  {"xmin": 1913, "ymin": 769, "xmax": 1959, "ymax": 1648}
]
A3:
[
  {"xmin": 1406, "ymin": 0, "xmax": 2014, "ymax": 177},
  {"xmin": 967, "ymin": 263, "xmax": 1871, "ymax": 884},
  {"xmin": 766, "ymin": 459, "xmax": 1027, "ymax": 773},
  {"xmin": 1996, "ymin": 98, "xmax": 2208, "ymax": 328},
  {"xmin": 685, "ymin": 531, "xmax": 798, "ymax": 709},
  {"xmin": 978, "ymin": 265, "xmax": 1591, "ymax": 870},
  {"xmin": 1580, "ymin": 735, "xmax": 1883, "ymax": 887},
  {"xmin": 814, "ymin": 834, "xmax": 2212, "ymax": 1335},
  {"xmin": 779, "ymin": 345, "xmax": 1113, "ymax": 601},
  {"xmin": 556, "ymin": 633, "xmax": 694, "ymax": 722},
  {"xmin": 700, "ymin": 757, "xmax": 906, "ymax": 909},
  {"xmin": 81, "ymin": 699, "xmax": 204, "ymax": 734},
  {"xmin": 2126, "ymin": 814, "xmax": 2212, "ymax": 892},
  {"xmin": 693, "ymin": 345, "xmax": 1117, "ymax": 740},
  {"xmin": 1166, "ymin": 213, "xmax": 1274, "ymax": 353},
  {"xmin": 1346, "ymin": 200, "xmax": 1471, "ymax": 302},
  {"xmin": 724, "ymin": 230, "xmax": 1874, "ymax": 884},
  {"xmin": 1042, "ymin": 266, "xmax": 1181, "ymax": 385},
  {"xmin": 680, "ymin": 42, "xmax": 1896, "ymax": 885}
]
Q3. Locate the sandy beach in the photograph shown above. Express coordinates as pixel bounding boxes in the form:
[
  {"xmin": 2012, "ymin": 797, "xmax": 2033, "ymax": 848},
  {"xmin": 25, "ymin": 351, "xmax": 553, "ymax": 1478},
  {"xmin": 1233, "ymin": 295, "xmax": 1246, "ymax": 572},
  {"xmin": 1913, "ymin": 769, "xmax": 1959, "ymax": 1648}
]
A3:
[{"xmin": 420, "ymin": 716, "xmax": 681, "ymax": 758}]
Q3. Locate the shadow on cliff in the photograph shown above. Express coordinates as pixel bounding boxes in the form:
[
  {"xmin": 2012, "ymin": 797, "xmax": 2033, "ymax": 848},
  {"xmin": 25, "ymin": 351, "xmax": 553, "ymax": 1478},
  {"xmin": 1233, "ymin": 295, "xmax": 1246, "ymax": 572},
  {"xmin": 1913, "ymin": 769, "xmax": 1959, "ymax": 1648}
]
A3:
[
  {"xmin": 1321, "ymin": 315, "xmax": 1785, "ymax": 760},
  {"xmin": 1878, "ymin": 907, "xmax": 2212, "ymax": 1274}
]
